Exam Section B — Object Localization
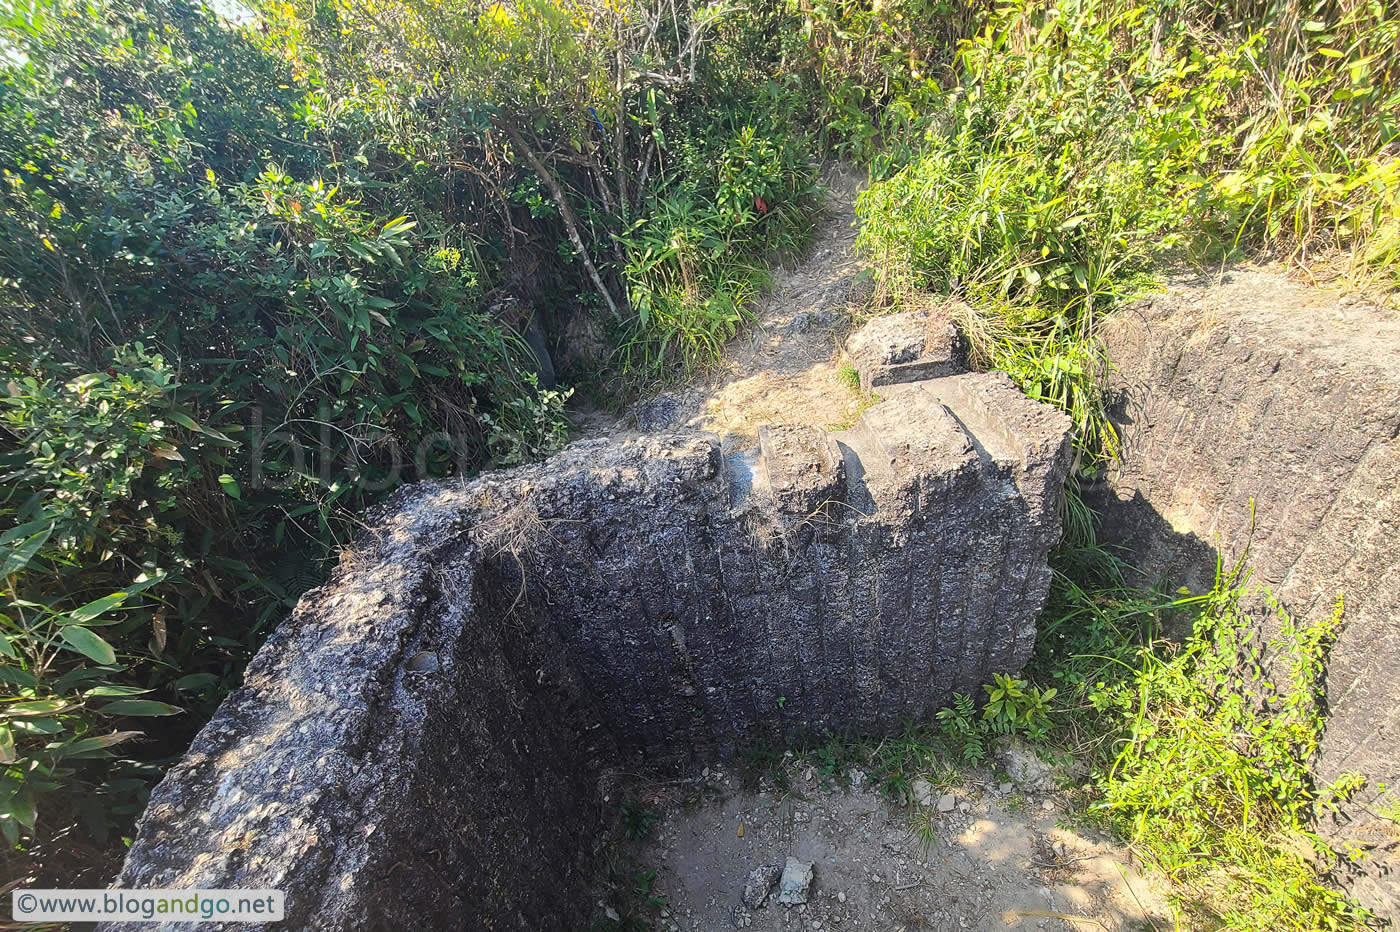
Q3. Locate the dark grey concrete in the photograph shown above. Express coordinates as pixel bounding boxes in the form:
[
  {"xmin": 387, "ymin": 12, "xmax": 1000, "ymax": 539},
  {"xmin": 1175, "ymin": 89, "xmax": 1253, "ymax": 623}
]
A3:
[{"xmin": 844, "ymin": 309, "xmax": 967, "ymax": 392}]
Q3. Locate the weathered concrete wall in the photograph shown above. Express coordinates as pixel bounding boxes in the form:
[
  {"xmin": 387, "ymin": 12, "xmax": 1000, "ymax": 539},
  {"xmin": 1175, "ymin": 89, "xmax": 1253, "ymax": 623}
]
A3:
[
  {"xmin": 106, "ymin": 365, "xmax": 1070, "ymax": 930},
  {"xmin": 1095, "ymin": 268, "xmax": 1400, "ymax": 919},
  {"xmin": 109, "ymin": 528, "xmax": 613, "ymax": 930}
]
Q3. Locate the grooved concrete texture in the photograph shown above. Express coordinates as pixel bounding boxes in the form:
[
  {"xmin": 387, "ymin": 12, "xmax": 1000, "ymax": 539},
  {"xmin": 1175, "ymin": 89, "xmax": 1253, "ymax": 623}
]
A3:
[
  {"xmin": 1094, "ymin": 270, "xmax": 1400, "ymax": 921},
  {"xmin": 106, "ymin": 367, "xmax": 1070, "ymax": 931}
]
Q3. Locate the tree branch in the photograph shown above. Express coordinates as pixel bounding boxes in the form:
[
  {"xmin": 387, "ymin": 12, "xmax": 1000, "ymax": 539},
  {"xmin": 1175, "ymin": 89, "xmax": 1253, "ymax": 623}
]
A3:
[{"xmin": 496, "ymin": 120, "xmax": 626, "ymax": 323}]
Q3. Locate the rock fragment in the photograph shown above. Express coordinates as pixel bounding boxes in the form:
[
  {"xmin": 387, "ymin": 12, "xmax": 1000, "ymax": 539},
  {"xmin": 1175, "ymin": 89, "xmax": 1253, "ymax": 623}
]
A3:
[
  {"xmin": 742, "ymin": 864, "xmax": 782, "ymax": 909},
  {"xmin": 777, "ymin": 856, "xmax": 814, "ymax": 906}
]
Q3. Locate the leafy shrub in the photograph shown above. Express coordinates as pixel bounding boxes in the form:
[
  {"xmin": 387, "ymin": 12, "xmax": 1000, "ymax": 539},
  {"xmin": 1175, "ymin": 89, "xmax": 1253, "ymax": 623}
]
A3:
[
  {"xmin": 618, "ymin": 99, "xmax": 821, "ymax": 385},
  {"xmin": 0, "ymin": 0, "xmax": 818, "ymax": 879},
  {"xmin": 1027, "ymin": 535, "xmax": 1373, "ymax": 930},
  {"xmin": 791, "ymin": 0, "xmax": 985, "ymax": 174},
  {"xmin": 934, "ymin": 673, "xmax": 1057, "ymax": 766},
  {"xmin": 854, "ymin": 0, "xmax": 1400, "ymax": 469}
]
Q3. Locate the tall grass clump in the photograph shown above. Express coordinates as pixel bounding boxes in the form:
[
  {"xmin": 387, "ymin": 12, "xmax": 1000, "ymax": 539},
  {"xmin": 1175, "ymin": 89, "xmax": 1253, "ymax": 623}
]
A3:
[
  {"xmin": 861, "ymin": 0, "xmax": 1400, "ymax": 292},
  {"xmin": 856, "ymin": 0, "xmax": 1400, "ymax": 464}
]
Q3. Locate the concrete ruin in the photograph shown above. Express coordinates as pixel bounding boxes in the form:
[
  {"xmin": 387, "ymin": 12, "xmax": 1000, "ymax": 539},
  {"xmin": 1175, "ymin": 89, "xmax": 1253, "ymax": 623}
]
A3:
[
  {"xmin": 1094, "ymin": 270, "xmax": 1400, "ymax": 920},
  {"xmin": 102, "ymin": 313, "xmax": 1072, "ymax": 930}
]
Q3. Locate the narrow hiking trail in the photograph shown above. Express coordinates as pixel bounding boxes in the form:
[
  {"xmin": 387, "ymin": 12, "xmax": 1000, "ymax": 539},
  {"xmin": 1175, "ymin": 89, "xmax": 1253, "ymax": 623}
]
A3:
[
  {"xmin": 618, "ymin": 164, "xmax": 875, "ymax": 442},
  {"xmin": 686, "ymin": 164, "xmax": 872, "ymax": 440},
  {"xmin": 599, "ymin": 167, "xmax": 1174, "ymax": 931}
]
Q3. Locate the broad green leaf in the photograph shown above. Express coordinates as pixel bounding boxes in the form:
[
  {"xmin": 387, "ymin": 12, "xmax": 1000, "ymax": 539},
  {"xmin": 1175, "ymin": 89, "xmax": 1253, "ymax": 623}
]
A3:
[
  {"xmin": 83, "ymin": 685, "xmax": 151, "ymax": 698},
  {"xmin": 218, "ymin": 474, "xmax": 242, "ymax": 499},
  {"xmin": 11, "ymin": 718, "xmax": 62, "ymax": 735},
  {"xmin": 3, "ymin": 700, "xmax": 67, "ymax": 717},
  {"xmin": 60, "ymin": 626, "xmax": 117, "ymax": 665},
  {"xmin": 0, "ymin": 666, "xmax": 38, "ymax": 691},
  {"xmin": 5, "ymin": 790, "xmax": 36, "ymax": 827},
  {"xmin": 100, "ymin": 700, "xmax": 183, "ymax": 717},
  {"xmin": 1, "ymin": 526, "xmax": 52, "ymax": 576},
  {"xmin": 67, "ymin": 591, "xmax": 133, "ymax": 625},
  {"xmin": 167, "ymin": 410, "xmax": 201, "ymax": 432},
  {"xmin": 0, "ymin": 518, "xmax": 52, "ymax": 547},
  {"xmin": 52, "ymin": 731, "xmax": 141, "ymax": 756},
  {"xmin": 173, "ymin": 673, "xmax": 220, "ymax": 691}
]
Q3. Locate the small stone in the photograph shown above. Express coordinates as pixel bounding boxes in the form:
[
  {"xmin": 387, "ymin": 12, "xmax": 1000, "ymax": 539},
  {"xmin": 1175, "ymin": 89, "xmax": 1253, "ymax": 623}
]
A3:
[
  {"xmin": 911, "ymin": 778, "xmax": 935, "ymax": 806},
  {"xmin": 937, "ymin": 793, "xmax": 956, "ymax": 813},
  {"xmin": 778, "ymin": 857, "xmax": 814, "ymax": 906},
  {"xmin": 999, "ymin": 738, "xmax": 1053, "ymax": 790},
  {"xmin": 404, "ymin": 650, "xmax": 438, "ymax": 673},
  {"xmin": 1042, "ymin": 799, "xmax": 1056, "ymax": 811},
  {"xmin": 958, "ymin": 801, "xmax": 971, "ymax": 812},
  {"xmin": 630, "ymin": 390, "xmax": 699, "ymax": 431},
  {"xmin": 742, "ymin": 863, "xmax": 782, "ymax": 909},
  {"xmin": 837, "ymin": 891, "xmax": 846, "ymax": 903},
  {"xmin": 999, "ymin": 782, "xmax": 1013, "ymax": 795}
]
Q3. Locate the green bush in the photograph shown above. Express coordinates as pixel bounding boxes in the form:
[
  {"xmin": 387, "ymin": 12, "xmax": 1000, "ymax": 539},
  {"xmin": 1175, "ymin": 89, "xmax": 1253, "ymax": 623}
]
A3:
[
  {"xmin": 790, "ymin": 0, "xmax": 985, "ymax": 174},
  {"xmin": 854, "ymin": 0, "xmax": 1400, "ymax": 469},
  {"xmin": 0, "ymin": 0, "xmax": 823, "ymax": 878},
  {"xmin": 860, "ymin": 0, "xmax": 1400, "ymax": 295},
  {"xmin": 617, "ymin": 89, "xmax": 821, "ymax": 385}
]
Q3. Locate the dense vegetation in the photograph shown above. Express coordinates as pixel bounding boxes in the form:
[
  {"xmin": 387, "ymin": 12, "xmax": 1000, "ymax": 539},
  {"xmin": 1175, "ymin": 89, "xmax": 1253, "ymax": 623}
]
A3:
[
  {"xmin": 0, "ymin": 0, "xmax": 824, "ymax": 882},
  {"xmin": 857, "ymin": 0, "xmax": 1399, "ymax": 466},
  {"xmin": 2, "ymin": 0, "xmax": 1395, "ymax": 921}
]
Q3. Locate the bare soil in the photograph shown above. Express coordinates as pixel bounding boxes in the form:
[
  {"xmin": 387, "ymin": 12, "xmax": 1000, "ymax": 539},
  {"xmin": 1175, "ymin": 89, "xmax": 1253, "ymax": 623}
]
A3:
[{"xmin": 629, "ymin": 757, "xmax": 1169, "ymax": 932}]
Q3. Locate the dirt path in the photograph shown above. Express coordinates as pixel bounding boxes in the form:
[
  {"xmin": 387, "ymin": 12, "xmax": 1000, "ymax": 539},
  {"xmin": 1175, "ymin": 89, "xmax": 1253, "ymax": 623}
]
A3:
[
  {"xmin": 618, "ymin": 164, "xmax": 875, "ymax": 444},
  {"xmin": 687, "ymin": 164, "xmax": 873, "ymax": 441},
  {"xmin": 626, "ymin": 751, "xmax": 1169, "ymax": 932},
  {"xmin": 591, "ymin": 165, "xmax": 1171, "ymax": 931}
]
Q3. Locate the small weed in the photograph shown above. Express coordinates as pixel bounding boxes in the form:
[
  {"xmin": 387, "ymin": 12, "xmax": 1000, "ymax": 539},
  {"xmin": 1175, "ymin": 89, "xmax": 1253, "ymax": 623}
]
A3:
[
  {"xmin": 738, "ymin": 742, "xmax": 791, "ymax": 795},
  {"xmin": 910, "ymin": 807, "xmax": 940, "ymax": 857},
  {"xmin": 620, "ymin": 800, "xmax": 660, "ymax": 842},
  {"xmin": 1375, "ymin": 785, "xmax": 1400, "ymax": 826},
  {"xmin": 837, "ymin": 358, "xmax": 861, "ymax": 392},
  {"xmin": 590, "ymin": 858, "xmax": 668, "ymax": 932}
]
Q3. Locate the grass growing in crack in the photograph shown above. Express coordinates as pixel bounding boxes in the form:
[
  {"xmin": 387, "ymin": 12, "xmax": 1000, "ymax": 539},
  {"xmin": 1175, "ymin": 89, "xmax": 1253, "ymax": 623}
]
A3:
[
  {"xmin": 827, "ymin": 359, "xmax": 883, "ymax": 431},
  {"xmin": 837, "ymin": 358, "xmax": 862, "ymax": 392},
  {"xmin": 1024, "ymin": 540, "xmax": 1374, "ymax": 931}
]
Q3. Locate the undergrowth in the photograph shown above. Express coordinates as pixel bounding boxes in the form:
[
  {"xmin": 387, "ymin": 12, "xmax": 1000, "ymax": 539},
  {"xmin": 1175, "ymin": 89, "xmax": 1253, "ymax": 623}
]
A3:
[
  {"xmin": 854, "ymin": 0, "xmax": 1400, "ymax": 471},
  {"xmin": 1035, "ymin": 543, "xmax": 1372, "ymax": 930},
  {"xmin": 746, "ymin": 540, "xmax": 1372, "ymax": 930}
]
